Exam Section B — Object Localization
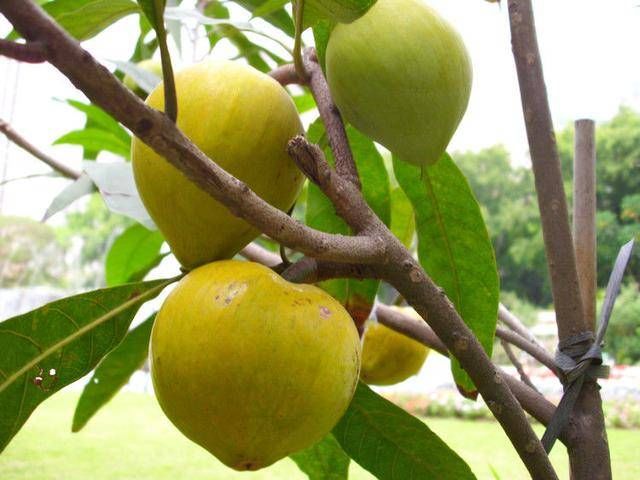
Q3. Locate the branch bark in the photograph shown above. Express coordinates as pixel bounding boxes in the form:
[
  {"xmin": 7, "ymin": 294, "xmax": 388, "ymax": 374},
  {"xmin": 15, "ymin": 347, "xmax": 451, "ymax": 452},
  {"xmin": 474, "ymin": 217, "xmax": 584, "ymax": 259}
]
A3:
[
  {"xmin": 375, "ymin": 304, "xmax": 560, "ymax": 437},
  {"xmin": 0, "ymin": 118, "xmax": 81, "ymax": 179},
  {"xmin": 496, "ymin": 325, "xmax": 558, "ymax": 374},
  {"xmin": 507, "ymin": 1, "xmax": 610, "ymax": 477},
  {"xmin": 303, "ymin": 48, "xmax": 361, "ymax": 189},
  {"xmin": 499, "ymin": 303, "xmax": 546, "ymax": 350},
  {"xmin": 0, "ymin": 38, "xmax": 46, "ymax": 63},
  {"xmin": 507, "ymin": 0, "xmax": 586, "ymax": 340},
  {"xmin": 501, "ymin": 338, "xmax": 538, "ymax": 391},
  {"xmin": 0, "ymin": 0, "xmax": 384, "ymax": 265}
]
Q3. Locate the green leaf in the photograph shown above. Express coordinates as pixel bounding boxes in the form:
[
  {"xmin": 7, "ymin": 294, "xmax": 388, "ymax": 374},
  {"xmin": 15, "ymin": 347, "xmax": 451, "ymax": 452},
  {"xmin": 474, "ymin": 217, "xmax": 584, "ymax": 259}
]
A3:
[
  {"xmin": 312, "ymin": 20, "xmax": 334, "ymax": 72},
  {"xmin": 306, "ymin": 121, "xmax": 390, "ymax": 325},
  {"xmin": 53, "ymin": 128, "xmax": 131, "ymax": 160},
  {"xmin": 293, "ymin": 92, "xmax": 317, "ymax": 114},
  {"xmin": 136, "ymin": 0, "xmax": 166, "ymax": 30},
  {"xmin": 105, "ymin": 224, "xmax": 165, "ymax": 286},
  {"xmin": 62, "ymin": 99, "xmax": 131, "ymax": 145},
  {"xmin": 253, "ymin": 0, "xmax": 290, "ymax": 18},
  {"xmin": 0, "ymin": 278, "xmax": 175, "ymax": 452},
  {"xmin": 305, "ymin": 0, "xmax": 375, "ymax": 27},
  {"xmin": 390, "ymin": 186, "xmax": 415, "ymax": 249},
  {"xmin": 231, "ymin": 0, "xmax": 295, "ymax": 37},
  {"xmin": 44, "ymin": 0, "xmax": 140, "ymax": 41},
  {"xmin": 333, "ymin": 382, "xmax": 476, "ymax": 480},
  {"xmin": 72, "ymin": 314, "xmax": 155, "ymax": 432},
  {"xmin": 290, "ymin": 434, "xmax": 350, "ymax": 480},
  {"xmin": 394, "ymin": 155, "xmax": 499, "ymax": 396}
]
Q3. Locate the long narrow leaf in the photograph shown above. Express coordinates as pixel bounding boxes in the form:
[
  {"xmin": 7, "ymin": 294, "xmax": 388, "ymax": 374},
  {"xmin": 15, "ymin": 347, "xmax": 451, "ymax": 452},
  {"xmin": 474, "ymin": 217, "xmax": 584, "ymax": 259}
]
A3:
[
  {"xmin": 394, "ymin": 155, "xmax": 499, "ymax": 396},
  {"xmin": 333, "ymin": 382, "xmax": 476, "ymax": 479},
  {"xmin": 0, "ymin": 278, "xmax": 176, "ymax": 452},
  {"xmin": 290, "ymin": 434, "xmax": 350, "ymax": 480}
]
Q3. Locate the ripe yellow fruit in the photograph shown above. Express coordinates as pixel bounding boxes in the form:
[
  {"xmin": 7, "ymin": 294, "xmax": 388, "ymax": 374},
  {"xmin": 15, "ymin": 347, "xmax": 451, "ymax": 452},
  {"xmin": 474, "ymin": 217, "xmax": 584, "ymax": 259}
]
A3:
[
  {"xmin": 132, "ymin": 60, "xmax": 304, "ymax": 269},
  {"xmin": 326, "ymin": 0, "xmax": 472, "ymax": 166},
  {"xmin": 361, "ymin": 307, "xmax": 430, "ymax": 385},
  {"xmin": 150, "ymin": 260, "xmax": 361, "ymax": 471}
]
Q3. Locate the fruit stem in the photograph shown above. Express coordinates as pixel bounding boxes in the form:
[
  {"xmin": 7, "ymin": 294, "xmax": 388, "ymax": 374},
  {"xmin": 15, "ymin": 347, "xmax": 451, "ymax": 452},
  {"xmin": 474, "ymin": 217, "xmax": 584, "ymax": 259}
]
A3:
[{"xmin": 292, "ymin": 0, "xmax": 308, "ymax": 81}]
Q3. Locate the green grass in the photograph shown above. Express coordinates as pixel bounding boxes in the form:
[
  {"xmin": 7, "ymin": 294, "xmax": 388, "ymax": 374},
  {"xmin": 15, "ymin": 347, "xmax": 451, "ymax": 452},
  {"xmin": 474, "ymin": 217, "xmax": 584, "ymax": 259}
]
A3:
[{"xmin": 1, "ymin": 391, "xmax": 638, "ymax": 479}]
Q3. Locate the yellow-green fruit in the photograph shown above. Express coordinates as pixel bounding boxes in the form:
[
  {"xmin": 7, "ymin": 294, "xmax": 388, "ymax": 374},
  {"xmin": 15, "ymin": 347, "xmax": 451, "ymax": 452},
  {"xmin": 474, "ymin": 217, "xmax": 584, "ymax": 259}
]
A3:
[
  {"xmin": 361, "ymin": 308, "xmax": 430, "ymax": 385},
  {"xmin": 123, "ymin": 58, "xmax": 162, "ymax": 92},
  {"xmin": 326, "ymin": 0, "xmax": 472, "ymax": 166},
  {"xmin": 131, "ymin": 60, "xmax": 304, "ymax": 269},
  {"xmin": 150, "ymin": 260, "xmax": 361, "ymax": 471}
]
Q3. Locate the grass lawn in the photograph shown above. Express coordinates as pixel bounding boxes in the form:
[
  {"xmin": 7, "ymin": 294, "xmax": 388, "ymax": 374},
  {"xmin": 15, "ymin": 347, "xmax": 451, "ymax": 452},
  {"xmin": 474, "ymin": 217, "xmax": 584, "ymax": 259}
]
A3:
[{"xmin": 1, "ymin": 391, "xmax": 638, "ymax": 479}]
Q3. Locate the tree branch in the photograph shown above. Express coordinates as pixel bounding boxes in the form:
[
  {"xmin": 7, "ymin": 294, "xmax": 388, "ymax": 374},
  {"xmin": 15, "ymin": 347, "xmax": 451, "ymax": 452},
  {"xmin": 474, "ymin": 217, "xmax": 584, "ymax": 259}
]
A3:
[
  {"xmin": 0, "ymin": 118, "xmax": 80, "ymax": 179},
  {"xmin": 0, "ymin": 38, "xmax": 46, "ymax": 63},
  {"xmin": 268, "ymin": 64, "xmax": 303, "ymax": 86},
  {"xmin": 375, "ymin": 303, "xmax": 560, "ymax": 436},
  {"xmin": 501, "ymin": 338, "xmax": 539, "ymax": 391},
  {"xmin": 508, "ymin": 2, "xmax": 610, "ymax": 476},
  {"xmin": 496, "ymin": 325, "xmax": 558, "ymax": 374},
  {"xmin": 0, "ymin": 0, "xmax": 385, "ymax": 265},
  {"xmin": 498, "ymin": 303, "xmax": 546, "ymax": 350},
  {"xmin": 303, "ymin": 48, "xmax": 361, "ymax": 189},
  {"xmin": 507, "ymin": 0, "xmax": 586, "ymax": 340},
  {"xmin": 287, "ymin": 136, "xmax": 379, "ymax": 233}
]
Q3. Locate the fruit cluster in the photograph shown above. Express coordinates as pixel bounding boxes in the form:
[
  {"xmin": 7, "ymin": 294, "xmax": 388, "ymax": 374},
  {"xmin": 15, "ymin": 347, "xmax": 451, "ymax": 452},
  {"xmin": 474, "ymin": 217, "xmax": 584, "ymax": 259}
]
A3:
[{"xmin": 129, "ymin": 0, "xmax": 468, "ymax": 470}]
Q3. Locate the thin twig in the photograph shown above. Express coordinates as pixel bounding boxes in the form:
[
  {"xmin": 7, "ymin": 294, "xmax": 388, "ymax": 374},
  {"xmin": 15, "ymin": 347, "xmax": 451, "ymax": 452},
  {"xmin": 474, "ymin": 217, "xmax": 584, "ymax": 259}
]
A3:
[
  {"xmin": 0, "ymin": 38, "xmax": 46, "ymax": 63},
  {"xmin": 501, "ymin": 338, "xmax": 539, "ymax": 392},
  {"xmin": 375, "ymin": 304, "xmax": 560, "ymax": 436},
  {"xmin": 303, "ymin": 48, "xmax": 361, "ymax": 189},
  {"xmin": 496, "ymin": 325, "xmax": 558, "ymax": 374},
  {"xmin": 269, "ymin": 63, "xmax": 303, "ymax": 86},
  {"xmin": 498, "ymin": 303, "xmax": 545, "ymax": 350},
  {"xmin": 0, "ymin": 118, "xmax": 80, "ymax": 179},
  {"xmin": 154, "ymin": 8, "xmax": 177, "ymax": 122}
]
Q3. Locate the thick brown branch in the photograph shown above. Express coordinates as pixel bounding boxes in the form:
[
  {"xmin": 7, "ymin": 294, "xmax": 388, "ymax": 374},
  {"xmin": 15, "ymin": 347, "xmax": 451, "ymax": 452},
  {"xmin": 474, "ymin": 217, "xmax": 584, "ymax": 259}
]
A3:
[
  {"xmin": 281, "ymin": 256, "xmax": 378, "ymax": 283},
  {"xmin": 0, "ymin": 38, "xmax": 46, "ymax": 63},
  {"xmin": 287, "ymin": 136, "xmax": 380, "ymax": 234},
  {"xmin": 375, "ymin": 247, "xmax": 558, "ymax": 479},
  {"xmin": 0, "ymin": 118, "xmax": 80, "ymax": 179},
  {"xmin": 1, "ymin": 0, "xmax": 384, "ymax": 265},
  {"xmin": 507, "ymin": 0, "xmax": 585, "ymax": 340},
  {"xmin": 303, "ymin": 47, "xmax": 361, "ymax": 189},
  {"xmin": 508, "ymin": 2, "xmax": 610, "ymax": 477},
  {"xmin": 375, "ymin": 303, "xmax": 559, "ymax": 434}
]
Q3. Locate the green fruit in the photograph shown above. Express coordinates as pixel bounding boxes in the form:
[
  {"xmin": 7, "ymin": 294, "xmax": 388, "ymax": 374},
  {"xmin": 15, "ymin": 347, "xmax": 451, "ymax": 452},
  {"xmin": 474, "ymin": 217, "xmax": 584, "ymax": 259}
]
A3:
[
  {"xmin": 123, "ymin": 58, "xmax": 162, "ymax": 93},
  {"xmin": 131, "ymin": 60, "xmax": 305, "ymax": 269},
  {"xmin": 326, "ymin": 0, "xmax": 472, "ymax": 166},
  {"xmin": 360, "ymin": 307, "xmax": 430, "ymax": 385},
  {"xmin": 150, "ymin": 260, "xmax": 361, "ymax": 471}
]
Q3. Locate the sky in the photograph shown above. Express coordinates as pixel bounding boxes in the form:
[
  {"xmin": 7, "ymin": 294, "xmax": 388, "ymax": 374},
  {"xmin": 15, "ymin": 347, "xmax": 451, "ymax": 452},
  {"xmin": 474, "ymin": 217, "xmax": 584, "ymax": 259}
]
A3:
[{"xmin": 1, "ymin": 0, "xmax": 640, "ymax": 220}]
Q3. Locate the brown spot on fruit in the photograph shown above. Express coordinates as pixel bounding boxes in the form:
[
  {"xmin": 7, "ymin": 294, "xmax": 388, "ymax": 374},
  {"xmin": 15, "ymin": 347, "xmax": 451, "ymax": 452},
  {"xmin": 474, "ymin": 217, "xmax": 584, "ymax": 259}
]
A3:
[{"xmin": 319, "ymin": 306, "xmax": 331, "ymax": 319}]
